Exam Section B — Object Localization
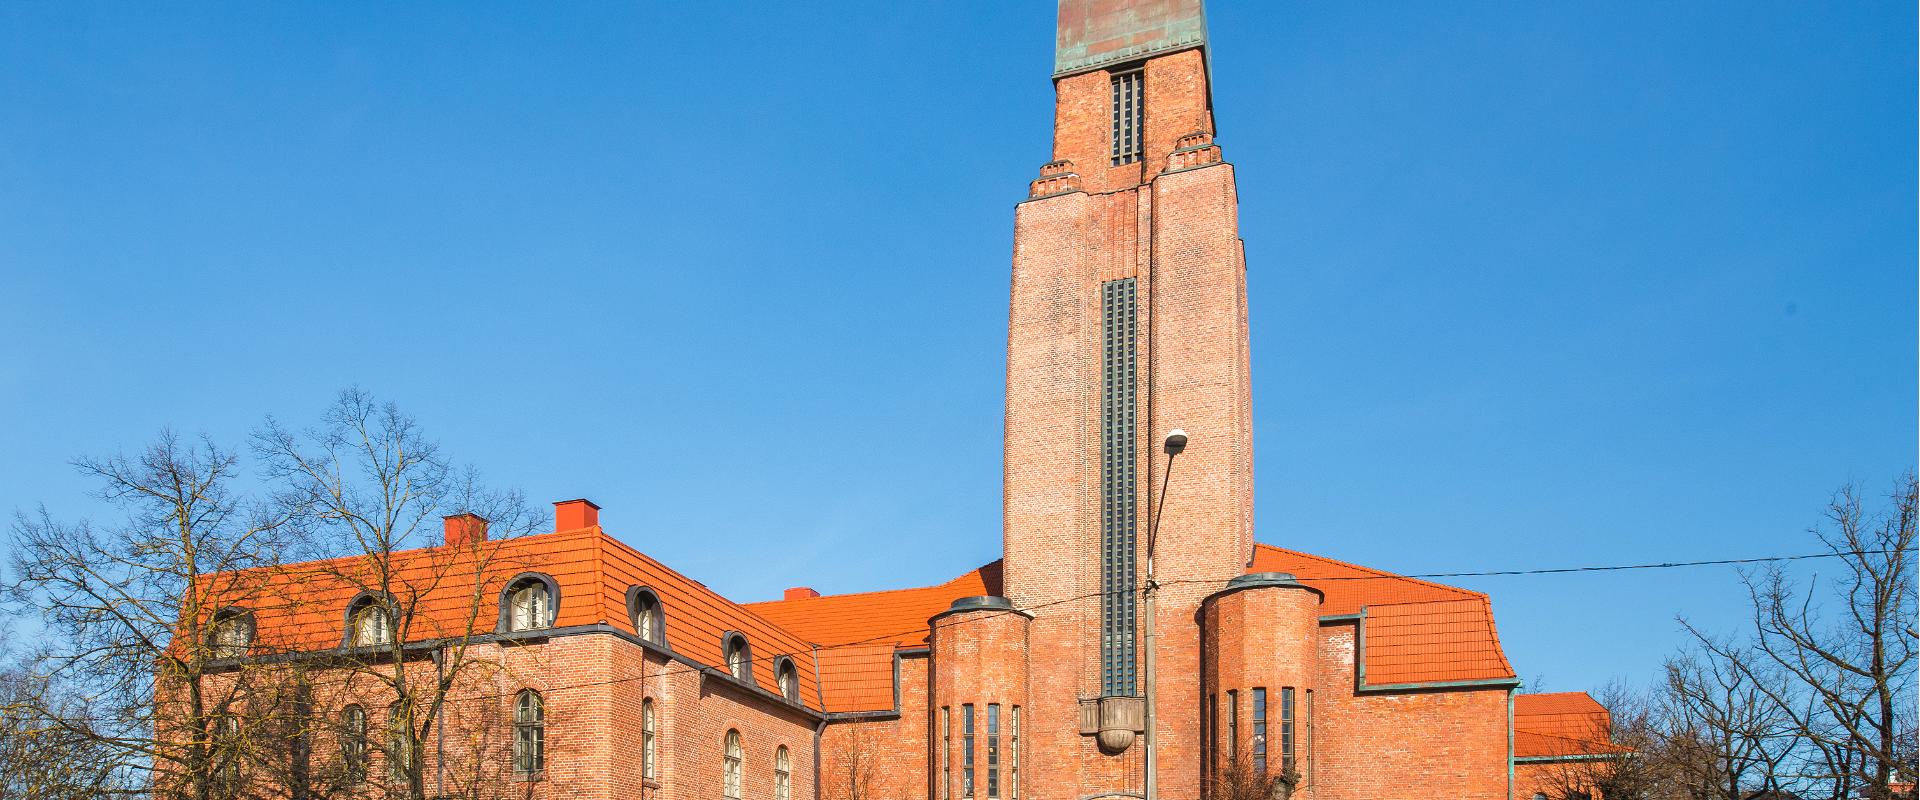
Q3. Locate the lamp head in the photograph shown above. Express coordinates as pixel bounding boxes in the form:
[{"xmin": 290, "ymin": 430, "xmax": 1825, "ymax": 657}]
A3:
[{"xmin": 1163, "ymin": 429, "xmax": 1188, "ymax": 455}]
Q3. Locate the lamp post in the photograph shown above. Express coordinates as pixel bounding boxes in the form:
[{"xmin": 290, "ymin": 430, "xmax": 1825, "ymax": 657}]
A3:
[{"xmin": 1142, "ymin": 428, "xmax": 1186, "ymax": 800}]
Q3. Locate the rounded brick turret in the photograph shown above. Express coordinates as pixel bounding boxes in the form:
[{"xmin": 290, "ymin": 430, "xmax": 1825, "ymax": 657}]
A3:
[
  {"xmin": 929, "ymin": 596, "xmax": 1031, "ymax": 800},
  {"xmin": 1201, "ymin": 573, "xmax": 1323, "ymax": 792}
]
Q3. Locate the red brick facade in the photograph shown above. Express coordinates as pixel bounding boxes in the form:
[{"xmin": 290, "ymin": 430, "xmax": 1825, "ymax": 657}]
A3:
[{"xmin": 191, "ymin": 4, "xmax": 1613, "ymax": 800}]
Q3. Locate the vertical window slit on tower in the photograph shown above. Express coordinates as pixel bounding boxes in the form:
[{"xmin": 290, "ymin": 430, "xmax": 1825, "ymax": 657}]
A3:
[
  {"xmin": 963, "ymin": 703, "xmax": 976, "ymax": 798},
  {"xmin": 1100, "ymin": 278, "xmax": 1139, "ymax": 697},
  {"xmin": 987, "ymin": 703, "xmax": 1001, "ymax": 798},
  {"xmin": 1110, "ymin": 69, "xmax": 1144, "ymax": 166}
]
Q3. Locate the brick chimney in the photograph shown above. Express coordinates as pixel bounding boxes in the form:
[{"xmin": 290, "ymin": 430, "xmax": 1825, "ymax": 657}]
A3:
[
  {"xmin": 784, "ymin": 587, "xmax": 821, "ymax": 600},
  {"xmin": 443, "ymin": 513, "xmax": 489, "ymax": 547},
  {"xmin": 553, "ymin": 498, "xmax": 600, "ymax": 531}
]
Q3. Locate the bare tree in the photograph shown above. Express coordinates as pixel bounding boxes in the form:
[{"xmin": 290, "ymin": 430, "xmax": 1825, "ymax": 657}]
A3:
[
  {"xmin": 1738, "ymin": 477, "xmax": 1917, "ymax": 800},
  {"xmin": 254, "ymin": 389, "xmax": 545, "ymax": 800},
  {"xmin": 1655, "ymin": 645, "xmax": 1798, "ymax": 800},
  {"xmin": 0, "ymin": 632, "xmax": 128, "ymax": 799},
  {"xmin": 7, "ymin": 432, "xmax": 302, "ymax": 800}
]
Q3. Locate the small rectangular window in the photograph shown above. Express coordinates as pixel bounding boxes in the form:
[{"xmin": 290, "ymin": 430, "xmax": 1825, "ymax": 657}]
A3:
[
  {"xmin": 987, "ymin": 704, "xmax": 1001, "ymax": 797},
  {"xmin": 1252, "ymin": 688, "xmax": 1267, "ymax": 774},
  {"xmin": 1281, "ymin": 687, "xmax": 1296, "ymax": 773},
  {"xmin": 963, "ymin": 703, "xmax": 975, "ymax": 798},
  {"xmin": 1110, "ymin": 69, "xmax": 1144, "ymax": 166}
]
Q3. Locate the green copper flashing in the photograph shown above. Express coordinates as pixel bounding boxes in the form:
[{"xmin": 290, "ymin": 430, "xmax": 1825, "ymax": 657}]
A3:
[{"xmin": 1055, "ymin": 0, "xmax": 1208, "ymax": 78}]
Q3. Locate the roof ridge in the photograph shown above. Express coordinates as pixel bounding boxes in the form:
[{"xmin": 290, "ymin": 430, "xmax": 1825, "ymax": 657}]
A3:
[
  {"xmin": 1254, "ymin": 542, "xmax": 1489, "ymax": 600},
  {"xmin": 743, "ymin": 561, "xmax": 998, "ymax": 608}
]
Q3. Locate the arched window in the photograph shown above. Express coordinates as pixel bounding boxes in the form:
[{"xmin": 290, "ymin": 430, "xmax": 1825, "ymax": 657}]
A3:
[
  {"xmin": 724, "ymin": 634, "xmax": 752, "ymax": 683},
  {"xmin": 775, "ymin": 745, "xmax": 792, "ymax": 800},
  {"xmin": 505, "ymin": 577, "xmax": 555, "ymax": 632},
  {"xmin": 722, "ymin": 730, "xmax": 743, "ymax": 800},
  {"xmin": 212, "ymin": 715, "xmax": 241, "ymax": 790},
  {"xmin": 641, "ymin": 698, "xmax": 658, "ymax": 782},
  {"xmin": 629, "ymin": 587, "xmax": 664, "ymax": 644},
  {"xmin": 347, "ymin": 595, "xmax": 395, "ymax": 647},
  {"xmin": 513, "ymin": 690, "xmax": 545, "ymax": 775},
  {"xmin": 208, "ymin": 608, "xmax": 254, "ymax": 658},
  {"xmin": 338, "ymin": 704, "xmax": 368, "ymax": 781},
  {"xmin": 775, "ymin": 658, "xmax": 799, "ymax": 702},
  {"xmin": 387, "ymin": 702, "xmax": 414, "ymax": 782}
]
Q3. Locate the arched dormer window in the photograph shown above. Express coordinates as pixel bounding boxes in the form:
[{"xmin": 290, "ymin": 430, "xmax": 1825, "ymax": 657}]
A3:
[
  {"xmin": 345, "ymin": 594, "xmax": 395, "ymax": 648},
  {"xmin": 774, "ymin": 658, "xmax": 799, "ymax": 702},
  {"xmin": 627, "ymin": 586, "xmax": 664, "ymax": 645},
  {"xmin": 723, "ymin": 633, "xmax": 752, "ymax": 683},
  {"xmin": 500, "ymin": 573, "xmax": 559, "ymax": 633},
  {"xmin": 208, "ymin": 607, "xmax": 254, "ymax": 659}
]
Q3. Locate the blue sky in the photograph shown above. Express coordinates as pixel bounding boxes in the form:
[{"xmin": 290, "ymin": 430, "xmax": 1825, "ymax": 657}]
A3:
[{"xmin": 1, "ymin": 2, "xmax": 1911, "ymax": 695}]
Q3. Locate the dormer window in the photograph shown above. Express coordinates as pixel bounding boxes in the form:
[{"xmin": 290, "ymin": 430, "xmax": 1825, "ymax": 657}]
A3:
[
  {"xmin": 723, "ymin": 634, "xmax": 752, "ymax": 683},
  {"xmin": 504, "ymin": 576, "xmax": 556, "ymax": 632},
  {"xmin": 347, "ymin": 595, "xmax": 394, "ymax": 647},
  {"xmin": 776, "ymin": 658, "xmax": 799, "ymax": 702},
  {"xmin": 629, "ymin": 588, "xmax": 664, "ymax": 645},
  {"xmin": 208, "ymin": 608, "xmax": 254, "ymax": 658}
]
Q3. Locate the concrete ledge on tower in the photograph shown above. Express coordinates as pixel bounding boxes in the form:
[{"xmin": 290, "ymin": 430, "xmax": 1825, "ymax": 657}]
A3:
[
  {"xmin": 1162, "ymin": 130, "xmax": 1223, "ymax": 174},
  {"xmin": 1029, "ymin": 160, "xmax": 1083, "ymax": 199},
  {"xmin": 1077, "ymin": 696, "xmax": 1145, "ymax": 754}
]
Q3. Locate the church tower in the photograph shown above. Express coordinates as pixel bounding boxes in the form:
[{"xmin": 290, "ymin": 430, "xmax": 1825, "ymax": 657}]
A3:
[{"xmin": 1000, "ymin": 1, "xmax": 1254, "ymax": 797}]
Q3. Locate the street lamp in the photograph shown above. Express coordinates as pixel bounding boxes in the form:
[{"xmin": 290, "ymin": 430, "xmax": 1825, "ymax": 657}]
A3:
[{"xmin": 1143, "ymin": 428, "xmax": 1186, "ymax": 800}]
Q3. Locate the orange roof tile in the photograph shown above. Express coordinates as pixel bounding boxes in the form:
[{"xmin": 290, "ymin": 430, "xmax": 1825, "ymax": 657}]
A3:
[{"xmin": 1248, "ymin": 544, "xmax": 1485, "ymax": 615}]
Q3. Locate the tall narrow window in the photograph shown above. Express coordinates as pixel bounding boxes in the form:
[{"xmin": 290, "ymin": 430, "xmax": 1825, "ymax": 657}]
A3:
[
  {"xmin": 1304, "ymin": 689, "xmax": 1314, "ymax": 787},
  {"xmin": 777, "ymin": 660, "xmax": 799, "ymax": 702},
  {"xmin": 641, "ymin": 698, "xmax": 657, "ymax": 782},
  {"xmin": 962, "ymin": 704, "xmax": 975, "ymax": 798},
  {"xmin": 1110, "ymin": 69, "xmax": 1144, "ymax": 166},
  {"xmin": 1203, "ymin": 694, "xmax": 1216, "ymax": 784},
  {"xmin": 1099, "ymin": 277, "xmax": 1139, "ymax": 696},
  {"xmin": 212, "ymin": 715, "xmax": 241, "ymax": 791},
  {"xmin": 1281, "ymin": 687, "xmax": 1296, "ymax": 773},
  {"xmin": 723, "ymin": 730, "xmax": 743, "ymax": 800},
  {"xmin": 387, "ymin": 702, "xmax": 413, "ymax": 782},
  {"xmin": 940, "ymin": 707, "xmax": 951, "ymax": 800},
  {"xmin": 513, "ymin": 690, "xmax": 545, "ymax": 775},
  {"xmin": 1251, "ymin": 688, "xmax": 1268, "ymax": 774},
  {"xmin": 1009, "ymin": 706, "xmax": 1020, "ymax": 800},
  {"xmin": 1226, "ymin": 690, "xmax": 1239, "ymax": 767},
  {"xmin": 339, "ymin": 704, "xmax": 368, "ymax": 782},
  {"xmin": 775, "ymin": 745, "xmax": 792, "ymax": 800},
  {"xmin": 987, "ymin": 704, "xmax": 1001, "ymax": 798}
]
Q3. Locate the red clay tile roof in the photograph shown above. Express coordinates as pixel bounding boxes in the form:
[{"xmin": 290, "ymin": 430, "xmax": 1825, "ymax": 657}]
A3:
[
  {"xmin": 744, "ymin": 562, "xmax": 1001, "ymax": 712},
  {"xmin": 207, "ymin": 526, "xmax": 825, "ymax": 711},
  {"xmin": 1514, "ymin": 692, "xmax": 1626, "ymax": 758},
  {"xmin": 1249, "ymin": 544, "xmax": 1516, "ymax": 686}
]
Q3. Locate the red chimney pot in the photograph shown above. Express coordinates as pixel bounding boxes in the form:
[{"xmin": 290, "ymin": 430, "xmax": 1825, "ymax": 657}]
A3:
[
  {"xmin": 554, "ymin": 498, "xmax": 601, "ymax": 531},
  {"xmin": 442, "ymin": 513, "xmax": 489, "ymax": 547},
  {"xmin": 784, "ymin": 587, "xmax": 821, "ymax": 600}
]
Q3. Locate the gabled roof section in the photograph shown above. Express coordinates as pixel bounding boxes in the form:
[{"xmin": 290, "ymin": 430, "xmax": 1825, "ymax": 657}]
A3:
[
  {"xmin": 1249, "ymin": 544, "xmax": 1517, "ymax": 686},
  {"xmin": 1514, "ymin": 692, "xmax": 1615, "ymax": 749}
]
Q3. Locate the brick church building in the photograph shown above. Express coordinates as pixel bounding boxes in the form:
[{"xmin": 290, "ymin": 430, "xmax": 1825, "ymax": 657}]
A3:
[{"xmin": 200, "ymin": 2, "xmax": 1616, "ymax": 800}]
